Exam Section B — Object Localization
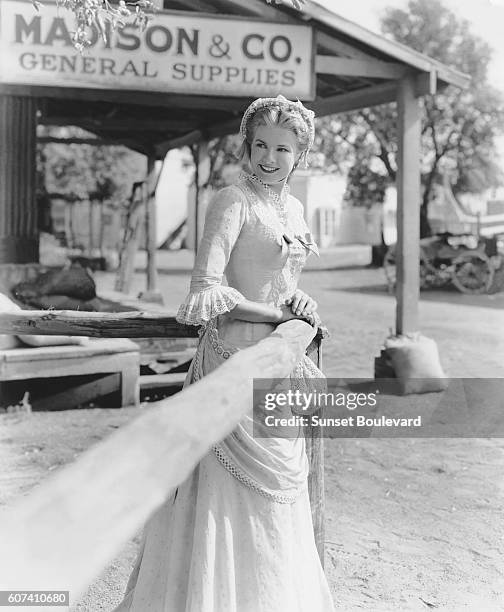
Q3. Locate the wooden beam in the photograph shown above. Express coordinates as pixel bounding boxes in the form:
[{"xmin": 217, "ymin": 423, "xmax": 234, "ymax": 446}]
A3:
[
  {"xmin": 138, "ymin": 156, "xmax": 163, "ymax": 304},
  {"xmin": 37, "ymin": 137, "xmax": 148, "ymax": 149},
  {"xmin": 316, "ymin": 31, "xmax": 375, "ymax": 61},
  {"xmin": 0, "ymin": 319, "xmax": 317, "ymax": 600},
  {"xmin": 395, "ymin": 75, "xmax": 421, "ymax": 334},
  {"xmin": 171, "ymin": 0, "xmax": 219, "ymax": 12},
  {"xmin": 315, "ymin": 55, "xmax": 406, "ymax": 79},
  {"xmin": 32, "ymin": 373, "xmax": 120, "ymax": 411},
  {"xmin": 155, "ymin": 129, "xmax": 203, "ymax": 155},
  {"xmin": 0, "ymin": 96, "xmax": 38, "ymax": 264},
  {"xmin": 0, "ymin": 310, "xmax": 200, "ymax": 338},
  {"xmin": 0, "ymin": 84, "xmax": 251, "ymax": 112},
  {"xmin": 214, "ymin": 0, "xmax": 299, "ymax": 21},
  {"xmin": 156, "ymin": 116, "xmax": 241, "ymax": 156},
  {"xmin": 0, "ymin": 310, "xmax": 327, "ymax": 343},
  {"xmin": 39, "ymin": 117, "xmax": 198, "ymax": 132},
  {"xmin": 415, "ymin": 70, "xmax": 438, "ymax": 96},
  {"xmin": 310, "ymin": 70, "xmax": 440, "ymax": 117},
  {"xmin": 310, "ymin": 81, "xmax": 398, "ymax": 116}
]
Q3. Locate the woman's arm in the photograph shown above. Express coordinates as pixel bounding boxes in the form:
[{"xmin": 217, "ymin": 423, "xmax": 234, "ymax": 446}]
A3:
[{"xmin": 225, "ymin": 300, "xmax": 306, "ymax": 324}]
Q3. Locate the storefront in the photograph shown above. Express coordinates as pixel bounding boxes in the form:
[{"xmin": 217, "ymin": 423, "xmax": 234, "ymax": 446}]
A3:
[{"xmin": 0, "ymin": 0, "xmax": 469, "ymax": 333}]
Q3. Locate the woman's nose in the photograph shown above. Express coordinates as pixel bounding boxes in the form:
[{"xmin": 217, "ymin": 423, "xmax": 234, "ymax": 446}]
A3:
[{"xmin": 262, "ymin": 148, "xmax": 276, "ymax": 162}]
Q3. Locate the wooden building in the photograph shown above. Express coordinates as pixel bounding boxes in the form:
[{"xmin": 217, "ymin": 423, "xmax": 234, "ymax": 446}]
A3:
[{"xmin": 0, "ymin": 0, "xmax": 469, "ymax": 333}]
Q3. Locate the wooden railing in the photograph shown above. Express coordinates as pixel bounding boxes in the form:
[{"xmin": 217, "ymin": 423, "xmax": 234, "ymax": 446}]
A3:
[{"xmin": 0, "ymin": 313, "xmax": 327, "ymax": 601}]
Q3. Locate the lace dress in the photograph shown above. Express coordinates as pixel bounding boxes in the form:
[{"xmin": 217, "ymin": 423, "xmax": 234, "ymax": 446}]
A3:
[{"xmin": 114, "ymin": 174, "xmax": 335, "ymax": 612}]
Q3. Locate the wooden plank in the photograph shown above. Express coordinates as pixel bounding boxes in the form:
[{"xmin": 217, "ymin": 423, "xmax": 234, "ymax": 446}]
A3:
[
  {"xmin": 0, "ymin": 310, "xmax": 200, "ymax": 338},
  {"xmin": 310, "ymin": 81, "xmax": 398, "ymax": 116},
  {"xmin": 155, "ymin": 129, "xmax": 203, "ymax": 155},
  {"xmin": 396, "ymin": 75, "xmax": 421, "ymax": 334},
  {"xmin": 0, "ymin": 319, "xmax": 317, "ymax": 599},
  {"xmin": 120, "ymin": 364, "xmax": 140, "ymax": 408},
  {"xmin": 39, "ymin": 117, "xmax": 197, "ymax": 132},
  {"xmin": 305, "ymin": 332, "xmax": 325, "ymax": 566},
  {"xmin": 32, "ymin": 373, "xmax": 121, "ymax": 411},
  {"xmin": 37, "ymin": 137, "xmax": 147, "ymax": 148},
  {"xmin": 315, "ymin": 55, "xmax": 406, "ymax": 79},
  {"xmin": 316, "ymin": 31, "xmax": 376, "ymax": 61},
  {"xmin": 310, "ymin": 71, "xmax": 440, "ymax": 117},
  {"xmin": 0, "ymin": 351, "xmax": 138, "ymax": 381},
  {"xmin": 0, "ymin": 312, "xmax": 329, "ymax": 342},
  {"xmin": 212, "ymin": 0, "xmax": 298, "ymax": 21},
  {"xmin": 0, "ymin": 95, "xmax": 38, "ymax": 265},
  {"xmin": 0, "ymin": 339, "xmax": 138, "ymax": 363},
  {"xmin": 415, "ymin": 70, "xmax": 438, "ymax": 96},
  {"xmin": 139, "ymin": 372, "xmax": 187, "ymax": 390},
  {"xmin": 0, "ymin": 84, "xmax": 251, "ymax": 111}
]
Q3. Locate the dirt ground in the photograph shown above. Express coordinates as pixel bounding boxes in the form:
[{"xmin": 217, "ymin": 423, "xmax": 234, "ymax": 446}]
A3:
[{"xmin": 1, "ymin": 259, "xmax": 504, "ymax": 611}]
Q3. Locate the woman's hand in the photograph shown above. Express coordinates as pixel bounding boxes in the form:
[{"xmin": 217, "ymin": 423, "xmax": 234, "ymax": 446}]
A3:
[{"xmin": 286, "ymin": 290, "xmax": 318, "ymax": 317}]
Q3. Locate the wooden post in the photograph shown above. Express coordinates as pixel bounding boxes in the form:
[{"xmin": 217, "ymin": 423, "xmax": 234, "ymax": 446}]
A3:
[
  {"xmin": 306, "ymin": 331, "xmax": 327, "ymax": 567},
  {"xmin": 138, "ymin": 155, "xmax": 163, "ymax": 304},
  {"xmin": 114, "ymin": 182, "xmax": 146, "ymax": 294},
  {"xmin": 192, "ymin": 141, "xmax": 210, "ymax": 253},
  {"xmin": 396, "ymin": 75, "xmax": 421, "ymax": 335},
  {"xmin": 0, "ymin": 95, "xmax": 38, "ymax": 263}
]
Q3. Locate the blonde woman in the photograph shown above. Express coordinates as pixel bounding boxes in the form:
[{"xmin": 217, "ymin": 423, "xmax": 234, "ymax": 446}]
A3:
[{"xmin": 115, "ymin": 95, "xmax": 334, "ymax": 612}]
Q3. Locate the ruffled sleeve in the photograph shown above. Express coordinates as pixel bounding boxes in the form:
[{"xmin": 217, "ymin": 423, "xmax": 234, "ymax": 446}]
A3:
[{"xmin": 176, "ymin": 186, "xmax": 247, "ymax": 325}]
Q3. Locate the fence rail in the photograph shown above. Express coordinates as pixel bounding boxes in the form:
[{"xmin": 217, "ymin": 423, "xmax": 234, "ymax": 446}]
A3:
[{"xmin": 0, "ymin": 319, "xmax": 324, "ymax": 602}]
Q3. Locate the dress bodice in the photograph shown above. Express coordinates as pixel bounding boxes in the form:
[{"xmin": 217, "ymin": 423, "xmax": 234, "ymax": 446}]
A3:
[
  {"xmin": 176, "ymin": 173, "xmax": 318, "ymax": 331},
  {"xmin": 225, "ymin": 177, "xmax": 317, "ymax": 307}
]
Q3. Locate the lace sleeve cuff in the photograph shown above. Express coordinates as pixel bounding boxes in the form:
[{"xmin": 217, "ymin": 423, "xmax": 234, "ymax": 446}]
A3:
[{"xmin": 176, "ymin": 286, "xmax": 246, "ymax": 326}]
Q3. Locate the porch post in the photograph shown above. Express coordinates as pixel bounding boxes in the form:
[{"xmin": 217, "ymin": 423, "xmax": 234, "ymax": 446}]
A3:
[
  {"xmin": 193, "ymin": 141, "xmax": 210, "ymax": 254},
  {"xmin": 138, "ymin": 155, "xmax": 163, "ymax": 304},
  {"xmin": 0, "ymin": 95, "xmax": 38, "ymax": 263},
  {"xmin": 396, "ymin": 75, "xmax": 421, "ymax": 334}
]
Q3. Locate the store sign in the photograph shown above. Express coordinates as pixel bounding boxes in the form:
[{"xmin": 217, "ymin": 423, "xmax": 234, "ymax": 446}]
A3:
[{"xmin": 0, "ymin": 0, "xmax": 314, "ymax": 98}]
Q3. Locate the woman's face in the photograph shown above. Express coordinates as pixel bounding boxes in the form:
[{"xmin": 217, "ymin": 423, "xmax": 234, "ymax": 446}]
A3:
[{"xmin": 249, "ymin": 125, "xmax": 299, "ymax": 186}]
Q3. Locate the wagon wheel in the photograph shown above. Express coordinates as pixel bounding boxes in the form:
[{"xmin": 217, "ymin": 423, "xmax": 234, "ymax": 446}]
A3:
[
  {"xmin": 451, "ymin": 252, "xmax": 494, "ymax": 294},
  {"xmin": 383, "ymin": 246, "xmax": 430, "ymax": 293}
]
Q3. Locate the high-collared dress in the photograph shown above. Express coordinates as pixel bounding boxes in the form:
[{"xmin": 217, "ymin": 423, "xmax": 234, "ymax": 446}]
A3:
[{"xmin": 114, "ymin": 173, "xmax": 335, "ymax": 612}]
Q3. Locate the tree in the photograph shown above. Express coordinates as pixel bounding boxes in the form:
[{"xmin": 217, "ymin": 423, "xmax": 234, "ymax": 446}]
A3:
[
  {"xmin": 315, "ymin": 0, "xmax": 504, "ymax": 237},
  {"xmin": 38, "ymin": 126, "xmax": 145, "ymax": 202}
]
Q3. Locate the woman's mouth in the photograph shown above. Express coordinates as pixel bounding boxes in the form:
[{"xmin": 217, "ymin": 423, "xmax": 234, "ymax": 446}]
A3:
[{"xmin": 258, "ymin": 164, "xmax": 279, "ymax": 174}]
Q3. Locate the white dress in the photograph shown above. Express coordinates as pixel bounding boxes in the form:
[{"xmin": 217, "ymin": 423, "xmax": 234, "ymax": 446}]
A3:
[{"xmin": 114, "ymin": 173, "xmax": 335, "ymax": 612}]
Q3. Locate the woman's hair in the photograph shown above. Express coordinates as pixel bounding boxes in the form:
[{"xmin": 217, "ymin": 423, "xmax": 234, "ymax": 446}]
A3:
[{"xmin": 238, "ymin": 106, "xmax": 311, "ymax": 166}]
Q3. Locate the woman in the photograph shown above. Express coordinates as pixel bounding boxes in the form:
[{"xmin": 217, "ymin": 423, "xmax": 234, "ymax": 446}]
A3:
[{"xmin": 115, "ymin": 95, "xmax": 334, "ymax": 611}]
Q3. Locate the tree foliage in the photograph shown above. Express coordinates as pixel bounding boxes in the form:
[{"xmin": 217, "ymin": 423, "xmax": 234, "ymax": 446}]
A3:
[
  {"xmin": 37, "ymin": 126, "xmax": 145, "ymax": 204},
  {"xmin": 314, "ymin": 0, "xmax": 504, "ymax": 236}
]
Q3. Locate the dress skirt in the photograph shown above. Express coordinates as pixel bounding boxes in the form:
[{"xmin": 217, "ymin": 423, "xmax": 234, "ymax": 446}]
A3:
[{"xmin": 114, "ymin": 317, "xmax": 335, "ymax": 612}]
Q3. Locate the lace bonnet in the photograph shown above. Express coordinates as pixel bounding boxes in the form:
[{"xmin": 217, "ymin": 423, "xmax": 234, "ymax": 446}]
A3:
[{"xmin": 239, "ymin": 94, "xmax": 315, "ymax": 166}]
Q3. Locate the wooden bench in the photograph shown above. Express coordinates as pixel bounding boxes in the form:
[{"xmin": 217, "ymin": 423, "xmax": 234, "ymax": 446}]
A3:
[{"xmin": 0, "ymin": 338, "xmax": 140, "ymax": 409}]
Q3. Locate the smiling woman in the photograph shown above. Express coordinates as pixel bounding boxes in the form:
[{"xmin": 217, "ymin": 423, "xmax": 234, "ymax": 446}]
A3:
[{"xmin": 113, "ymin": 95, "xmax": 332, "ymax": 612}]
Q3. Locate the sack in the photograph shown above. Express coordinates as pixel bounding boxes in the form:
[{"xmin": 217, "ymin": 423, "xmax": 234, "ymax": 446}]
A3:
[
  {"xmin": 384, "ymin": 333, "xmax": 448, "ymax": 395},
  {"xmin": 12, "ymin": 264, "xmax": 96, "ymax": 302}
]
